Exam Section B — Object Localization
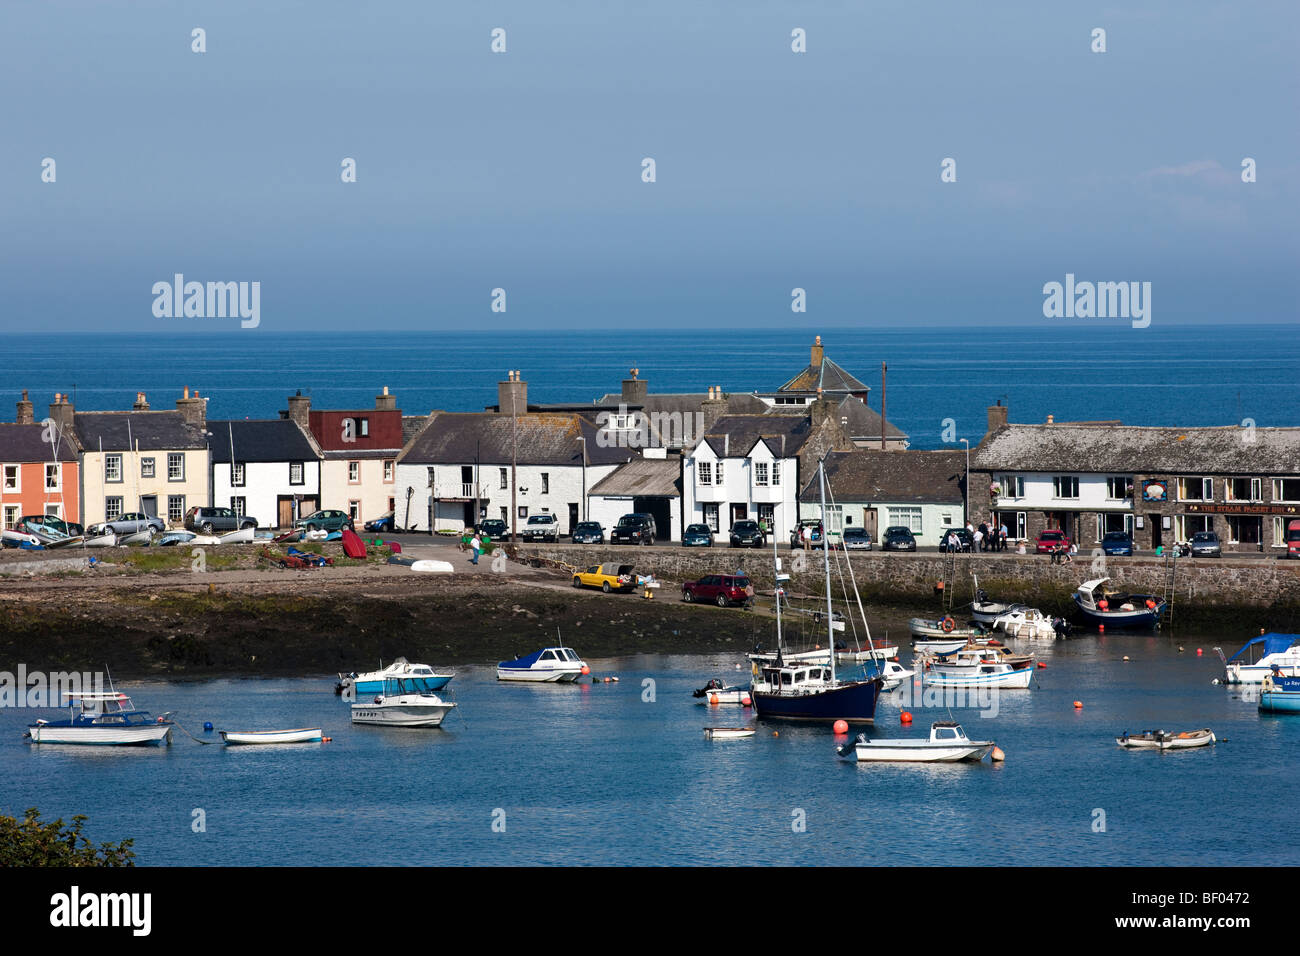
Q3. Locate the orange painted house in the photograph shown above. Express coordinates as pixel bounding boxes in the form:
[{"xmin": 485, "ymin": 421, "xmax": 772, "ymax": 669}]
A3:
[{"xmin": 0, "ymin": 392, "xmax": 80, "ymax": 530}]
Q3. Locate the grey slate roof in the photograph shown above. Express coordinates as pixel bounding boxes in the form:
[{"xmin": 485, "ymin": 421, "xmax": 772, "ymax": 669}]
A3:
[
  {"xmin": 402, "ymin": 415, "xmax": 431, "ymax": 445},
  {"xmin": 972, "ymin": 424, "xmax": 1300, "ymax": 475},
  {"xmin": 589, "ymin": 457, "xmax": 682, "ymax": 497},
  {"xmin": 775, "ymin": 357, "xmax": 870, "ymax": 395},
  {"xmin": 0, "ymin": 424, "xmax": 78, "ymax": 462},
  {"xmin": 208, "ymin": 420, "xmax": 318, "ymax": 463},
  {"xmin": 836, "ymin": 396, "xmax": 907, "ymax": 441},
  {"xmin": 799, "ymin": 449, "xmax": 966, "ymax": 504},
  {"xmin": 701, "ymin": 415, "xmax": 813, "ymax": 459},
  {"xmin": 75, "ymin": 412, "xmax": 207, "ymax": 452},
  {"xmin": 400, "ymin": 412, "xmax": 633, "ymax": 467}
]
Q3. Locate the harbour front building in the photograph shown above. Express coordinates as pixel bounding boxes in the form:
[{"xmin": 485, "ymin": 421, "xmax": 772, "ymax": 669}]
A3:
[
  {"xmin": 209, "ymin": 419, "xmax": 323, "ymax": 529},
  {"xmin": 1, "ymin": 391, "xmax": 80, "ymax": 529},
  {"xmin": 973, "ymin": 406, "xmax": 1300, "ymax": 552}
]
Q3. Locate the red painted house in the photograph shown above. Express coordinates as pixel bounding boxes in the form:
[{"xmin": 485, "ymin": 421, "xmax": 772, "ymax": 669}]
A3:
[{"xmin": 0, "ymin": 391, "xmax": 80, "ymax": 530}]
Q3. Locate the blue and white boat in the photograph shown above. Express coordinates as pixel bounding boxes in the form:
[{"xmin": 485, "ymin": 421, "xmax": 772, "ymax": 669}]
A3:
[
  {"xmin": 338, "ymin": 657, "xmax": 454, "ymax": 696},
  {"xmin": 1072, "ymin": 578, "xmax": 1166, "ymax": 629},
  {"xmin": 1260, "ymin": 669, "xmax": 1300, "ymax": 714},
  {"xmin": 497, "ymin": 646, "xmax": 588, "ymax": 682},
  {"xmin": 1220, "ymin": 634, "xmax": 1300, "ymax": 684},
  {"xmin": 24, "ymin": 691, "xmax": 173, "ymax": 746}
]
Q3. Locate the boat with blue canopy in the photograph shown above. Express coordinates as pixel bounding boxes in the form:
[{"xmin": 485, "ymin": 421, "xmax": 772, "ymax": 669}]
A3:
[
  {"xmin": 1218, "ymin": 633, "xmax": 1300, "ymax": 684},
  {"xmin": 497, "ymin": 646, "xmax": 587, "ymax": 682}
]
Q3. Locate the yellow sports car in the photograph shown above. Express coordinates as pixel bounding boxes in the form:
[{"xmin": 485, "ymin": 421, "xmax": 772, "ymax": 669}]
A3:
[{"xmin": 572, "ymin": 563, "xmax": 636, "ymax": 593}]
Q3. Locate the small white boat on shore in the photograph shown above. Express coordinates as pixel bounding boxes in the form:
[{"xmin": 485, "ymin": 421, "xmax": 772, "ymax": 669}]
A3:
[
  {"xmin": 81, "ymin": 531, "xmax": 117, "ymax": 548},
  {"xmin": 220, "ymin": 728, "xmax": 323, "ymax": 745},
  {"xmin": 218, "ymin": 527, "xmax": 255, "ymax": 545},
  {"xmin": 703, "ymin": 727, "xmax": 755, "ymax": 740},
  {"xmin": 189, "ymin": 534, "xmax": 220, "ymax": 546},
  {"xmin": 2, "ymin": 529, "xmax": 41, "ymax": 547},
  {"xmin": 839, "ymin": 722, "xmax": 995, "ymax": 763},
  {"xmin": 119, "ymin": 529, "xmax": 154, "ymax": 546},
  {"xmin": 1116, "ymin": 729, "xmax": 1215, "ymax": 751},
  {"xmin": 351, "ymin": 677, "xmax": 456, "ymax": 727},
  {"xmin": 410, "ymin": 559, "xmax": 454, "ymax": 573}
]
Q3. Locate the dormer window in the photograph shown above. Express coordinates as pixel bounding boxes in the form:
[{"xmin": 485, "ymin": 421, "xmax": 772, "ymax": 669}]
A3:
[{"xmin": 698, "ymin": 461, "xmax": 712, "ymax": 486}]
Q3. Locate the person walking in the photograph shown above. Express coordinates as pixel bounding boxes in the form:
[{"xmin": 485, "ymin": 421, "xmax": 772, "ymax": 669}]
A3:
[
  {"xmin": 998, "ymin": 522, "xmax": 1008, "ymax": 552},
  {"xmin": 469, "ymin": 532, "xmax": 482, "ymax": 565},
  {"xmin": 973, "ymin": 527, "xmax": 984, "ymax": 552}
]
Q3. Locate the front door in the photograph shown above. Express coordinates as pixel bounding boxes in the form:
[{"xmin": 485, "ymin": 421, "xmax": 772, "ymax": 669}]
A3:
[
  {"xmin": 568, "ymin": 502, "xmax": 579, "ymax": 534},
  {"xmin": 277, "ymin": 497, "xmax": 294, "ymax": 529},
  {"xmin": 730, "ymin": 503, "xmax": 747, "ymax": 525},
  {"xmin": 141, "ymin": 495, "xmax": 158, "ymax": 518},
  {"xmin": 862, "ymin": 508, "xmax": 878, "ymax": 538},
  {"xmin": 1149, "ymin": 513, "xmax": 1162, "ymax": 549}
]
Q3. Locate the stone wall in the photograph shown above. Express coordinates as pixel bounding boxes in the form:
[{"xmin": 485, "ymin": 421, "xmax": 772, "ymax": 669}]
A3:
[{"xmin": 519, "ymin": 544, "xmax": 1300, "ymax": 617}]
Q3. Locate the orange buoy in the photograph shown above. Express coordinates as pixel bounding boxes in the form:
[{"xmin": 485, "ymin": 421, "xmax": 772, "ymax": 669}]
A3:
[
  {"xmin": 580, "ymin": 665, "xmax": 591, "ymax": 675},
  {"xmin": 709, "ymin": 694, "xmax": 719, "ymax": 705},
  {"xmin": 833, "ymin": 720, "xmax": 849, "ymax": 735},
  {"xmin": 990, "ymin": 746, "xmax": 1005, "ymax": 762},
  {"xmin": 741, "ymin": 695, "xmax": 752, "ymax": 706},
  {"xmin": 772, "ymin": 731, "xmax": 779, "ymax": 737},
  {"xmin": 322, "ymin": 737, "xmax": 332, "ymax": 743},
  {"xmin": 1073, "ymin": 700, "xmax": 1083, "ymax": 710},
  {"xmin": 1037, "ymin": 662, "xmax": 1046, "ymax": 669},
  {"xmin": 900, "ymin": 711, "xmax": 913, "ymax": 724}
]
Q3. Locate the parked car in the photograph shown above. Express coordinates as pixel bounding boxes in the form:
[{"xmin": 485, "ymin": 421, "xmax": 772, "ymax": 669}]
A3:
[
  {"xmin": 839, "ymin": 527, "xmax": 873, "ymax": 551},
  {"xmin": 572, "ymin": 562, "xmax": 635, "ymax": 593},
  {"xmin": 729, "ymin": 520, "xmax": 765, "ymax": 548},
  {"xmin": 938, "ymin": 528, "xmax": 973, "ymax": 553},
  {"xmin": 186, "ymin": 507, "xmax": 258, "ymax": 534},
  {"xmin": 881, "ymin": 526, "xmax": 917, "ymax": 551},
  {"xmin": 519, "ymin": 513, "xmax": 560, "ymax": 542},
  {"xmin": 789, "ymin": 519, "xmax": 823, "ymax": 548},
  {"xmin": 682, "ymin": 573, "xmax": 755, "ymax": 608},
  {"xmin": 294, "ymin": 509, "xmax": 353, "ymax": 532},
  {"xmin": 571, "ymin": 521, "xmax": 604, "ymax": 544},
  {"xmin": 1035, "ymin": 529, "xmax": 1071, "ymax": 554},
  {"xmin": 610, "ymin": 513, "xmax": 656, "ymax": 546},
  {"xmin": 683, "ymin": 523, "xmax": 714, "ymax": 547},
  {"xmin": 1189, "ymin": 530, "xmax": 1222, "ymax": 558},
  {"xmin": 1101, "ymin": 531, "xmax": 1134, "ymax": 556},
  {"xmin": 1288, "ymin": 520, "xmax": 1300, "ymax": 559},
  {"xmin": 16, "ymin": 515, "xmax": 83, "ymax": 538},
  {"xmin": 363, "ymin": 511, "xmax": 396, "ymax": 533},
  {"xmin": 477, "ymin": 518, "xmax": 509, "ymax": 540},
  {"xmin": 102, "ymin": 512, "xmax": 167, "ymax": 536}
]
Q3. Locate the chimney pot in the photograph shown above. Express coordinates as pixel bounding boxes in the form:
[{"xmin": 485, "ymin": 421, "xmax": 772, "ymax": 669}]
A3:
[{"xmin": 1047, "ymin": 414, "xmax": 1054, "ymax": 425}]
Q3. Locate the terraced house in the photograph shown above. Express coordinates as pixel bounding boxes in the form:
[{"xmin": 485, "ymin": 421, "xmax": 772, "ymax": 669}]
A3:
[
  {"xmin": 74, "ymin": 389, "xmax": 210, "ymax": 528},
  {"xmin": 209, "ymin": 418, "xmax": 323, "ymax": 529},
  {"xmin": 0, "ymin": 391, "xmax": 80, "ymax": 529},
  {"xmin": 973, "ymin": 403, "xmax": 1300, "ymax": 552}
]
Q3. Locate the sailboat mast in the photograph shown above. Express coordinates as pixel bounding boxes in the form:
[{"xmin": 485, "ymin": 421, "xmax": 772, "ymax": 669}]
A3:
[
  {"xmin": 772, "ymin": 521, "xmax": 783, "ymax": 653},
  {"xmin": 819, "ymin": 460, "xmax": 836, "ymax": 683}
]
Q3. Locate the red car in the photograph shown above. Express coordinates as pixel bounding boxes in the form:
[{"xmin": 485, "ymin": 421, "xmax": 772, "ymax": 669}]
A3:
[
  {"xmin": 1035, "ymin": 529, "xmax": 1072, "ymax": 554},
  {"xmin": 682, "ymin": 574, "xmax": 755, "ymax": 608}
]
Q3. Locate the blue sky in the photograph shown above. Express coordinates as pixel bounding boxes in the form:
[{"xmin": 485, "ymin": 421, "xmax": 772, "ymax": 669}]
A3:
[{"xmin": 3, "ymin": 1, "xmax": 1296, "ymax": 331}]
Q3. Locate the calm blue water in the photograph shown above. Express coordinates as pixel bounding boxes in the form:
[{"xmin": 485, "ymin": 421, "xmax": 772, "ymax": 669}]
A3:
[
  {"xmin": 5, "ymin": 325, "xmax": 1299, "ymax": 449},
  {"xmin": 3, "ymin": 639, "xmax": 1295, "ymax": 866}
]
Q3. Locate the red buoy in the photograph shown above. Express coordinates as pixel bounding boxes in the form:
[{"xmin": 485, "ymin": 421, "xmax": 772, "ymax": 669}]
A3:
[
  {"xmin": 580, "ymin": 665, "xmax": 591, "ymax": 675},
  {"xmin": 1037, "ymin": 662, "xmax": 1046, "ymax": 669},
  {"xmin": 900, "ymin": 711, "xmax": 913, "ymax": 725},
  {"xmin": 1073, "ymin": 700, "xmax": 1083, "ymax": 710},
  {"xmin": 833, "ymin": 720, "xmax": 849, "ymax": 735},
  {"xmin": 741, "ymin": 695, "xmax": 752, "ymax": 707}
]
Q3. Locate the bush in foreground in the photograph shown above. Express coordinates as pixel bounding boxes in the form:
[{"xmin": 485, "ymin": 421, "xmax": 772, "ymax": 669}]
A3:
[{"xmin": 0, "ymin": 808, "xmax": 134, "ymax": 866}]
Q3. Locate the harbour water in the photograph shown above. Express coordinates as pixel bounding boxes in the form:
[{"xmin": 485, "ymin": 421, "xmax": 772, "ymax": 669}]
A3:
[
  {"xmin": 4, "ymin": 635, "xmax": 1297, "ymax": 866},
  {"xmin": 4, "ymin": 324, "xmax": 1299, "ymax": 450}
]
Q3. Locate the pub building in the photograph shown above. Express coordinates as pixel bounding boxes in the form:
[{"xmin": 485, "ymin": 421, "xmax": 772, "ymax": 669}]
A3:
[{"xmin": 971, "ymin": 404, "xmax": 1300, "ymax": 552}]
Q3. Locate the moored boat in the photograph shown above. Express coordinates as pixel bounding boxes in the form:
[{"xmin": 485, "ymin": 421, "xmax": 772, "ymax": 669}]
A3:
[
  {"xmin": 351, "ymin": 677, "xmax": 456, "ymax": 727},
  {"xmin": 497, "ymin": 646, "xmax": 588, "ymax": 682},
  {"xmin": 1073, "ymin": 578, "xmax": 1166, "ymax": 629},
  {"xmin": 993, "ymin": 606, "xmax": 1064, "ymax": 641},
  {"xmin": 703, "ymin": 727, "xmax": 756, "ymax": 740},
  {"xmin": 908, "ymin": 617, "xmax": 987, "ymax": 641},
  {"xmin": 912, "ymin": 636, "xmax": 969, "ymax": 655},
  {"xmin": 25, "ymin": 691, "xmax": 173, "ymax": 746},
  {"xmin": 923, "ymin": 658, "xmax": 1035, "ymax": 689},
  {"xmin": 337, "ymin": 657, "xmax": 454, "ymax": 696},
  {"xmin": 1219, "ymin": 633, "xmax": 1300, "ymax": 684},
  {"xmin": 693, "ymin": 679, "xmax": 752, "ymax": 705},
  {"xmin": 838, "ymin": 721, "xmax": 995, "ymax": 763},
  {"xmin": 220, "ymin": 728, "xmax": 323, "ymax": 745},
  {"xmin": 1116, "ymin": 729, "xmax": 1215, "ymax": 750},
  {"xmin": 1260, "ymin": 672, "xmax": 1300, "ymax": 714}
]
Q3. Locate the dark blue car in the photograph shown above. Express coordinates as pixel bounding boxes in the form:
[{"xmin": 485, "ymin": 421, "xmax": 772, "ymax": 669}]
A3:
[{"xmin": 1101, "ymin": 531, "xmax": 1133, "ymax": 556}]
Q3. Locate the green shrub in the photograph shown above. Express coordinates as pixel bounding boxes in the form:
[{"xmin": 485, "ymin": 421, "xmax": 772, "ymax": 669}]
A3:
[{"xmin": 0, "ymin": 808, "xmax": 134, "ymax": 867}]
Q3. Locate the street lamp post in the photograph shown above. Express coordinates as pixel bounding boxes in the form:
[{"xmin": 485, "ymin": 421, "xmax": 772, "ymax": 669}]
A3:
[{"xmin": 960, "ymin": 438, "xmax": 970, "ymax": 527}]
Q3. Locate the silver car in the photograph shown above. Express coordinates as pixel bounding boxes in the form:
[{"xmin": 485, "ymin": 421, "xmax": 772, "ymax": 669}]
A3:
[
  {"xmin": 1190, "ymin": 531, "xmax": 1221, "ymax": 557},
  {"xmin": 103, "ymin": 512, "xmax": 166, "ymax": 535}
]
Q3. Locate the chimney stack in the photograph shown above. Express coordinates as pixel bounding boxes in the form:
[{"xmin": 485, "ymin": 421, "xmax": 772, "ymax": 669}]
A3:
[
  {"xmin": 49, "ymin": 392, "xmax": 74, "ymax": 437},
  {"xmin": 499, "ymin": 370, "xmax": 528, "ymax": 417},
  {"xmin": 1046, "ymin": 414, "xmax": 1054, "ymax": 425},
  {"xmin": 375, "ymin": 386, "xmax": 397, "ymax": 412},
  {"xmin": 620, "ymin": 368, "xmax": 647, "ymax": 405},
  {"xmin": 176, "ymin": 387, "xmax": 207, "ymax": 430},
  {"xmin": 810, "ymin": 335, "xmax": 824, "ymax": 368},
  {"xmin": 16, "ymin": 390, "xmax": 33, "ymax": 425},
  {"xmin": 987, "ymin": 401, "xmax": 1009, "ymax": 434},
  {"xmin": 133, "ymin": 391, "xmax": 150, "ymax": 411},
  {"xmin": 286, "ymin": 390, "xmax": 311, "ymax": 430}
]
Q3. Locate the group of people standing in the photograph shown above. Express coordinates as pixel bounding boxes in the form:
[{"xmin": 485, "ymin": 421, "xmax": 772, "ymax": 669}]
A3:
[{"xmin": 971, "ymin": 520, "xmax": 1009, "ymax": 552}]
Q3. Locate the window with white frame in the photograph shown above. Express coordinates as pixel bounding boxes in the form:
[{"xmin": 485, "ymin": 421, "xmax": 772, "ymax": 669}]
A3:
[
  {"xmin": 754, "ymin": 461, "xmax": 769, "ymax": 486},
  {"xmin": 1105, "ymin": 476, "xmax": 1131, "ymax": 499},
  {"xmin": 230, "ymin": 496, "xmax": 247, "ymax": 517},
  {"xmin": 1226, "ymin": 477, "xmax": 1261, "ymax": 502},
  {"xmin": 290, "ymin": 461, "xmax": 304, "ymax": 485},
  {"xmin": 349, "ymin": 500, "xmax": 361, "ymax": 522},
  {"xmin": 499, "ymin": 468, "xmax": 508, "ymax": 490},
  {"xmin": 998, "ymin": 475, "xmax": 1025, "ymax": 498},
  {"xmin": 3, "ymin": 505, "xmax": 19, "ymax": 529},
  {"xmin": 231, "ymin": 462, "xmax": 246, "ymax": 487},
  {"xmin": 104, "ymin": 456, "xmax": 122, "ymax": 483},
  {"xmin": 167, "ymin": 453, "xmax": 184, "ymax": 481},
  {"xmin": 715, "ymin": 462, "xmax": 725, "ymax": 487},
  {"xmin": 168, "ymin": 495, "xmax": 185, "ymax": 523},
  {"xmin": 1, "ymin": 465, "xmax": 17, "ymax": 491},
  {"xmin": 105, "ymin": 497, "xmax": 124, "ymax": 521},
  {"xmin": 141, "ymin": 457, "xmax": 155, "ymax": 479},
  {"xmin": 45, "ymin": 464, "xmax": 60, "ymax": 491},
  {"xmin": 348, "ymin": 461, "xmax": 360, "ymax": 483},
  {"xmin": 1273, "ymin": 478, "xmax": 1300, "ymax": 502},
  {"xmin": 44, "ymin": 503, "xmax": 60, "ymax": 517},
  {"xmin": 888, "ymin": 506, "xmax": 923, "ymax": 533},
  {"xmin": 771, "ymin": 461, "xmax": 781, "ymax": 486},
  {"xmin": 1052, "ymin": 476, "xmax": 1079, "ymax": 499},
  {"xmin": 697, "ymin": 461, "xmax": 712, "ymax": 485},
  {"xmin": 757, "ymin": 502, "xmax": 775, "ymax": 527},
  {"xmin": 384, "ymin": 460, "xmax": 395, "ymax": 482},
  {"xmin": 1273, "ymin": 516, "xmax": 1289, "ymax": 547},
  {"xmin": 1178, "ymin": 477, "xmax": 1213, "ymax": 501}
]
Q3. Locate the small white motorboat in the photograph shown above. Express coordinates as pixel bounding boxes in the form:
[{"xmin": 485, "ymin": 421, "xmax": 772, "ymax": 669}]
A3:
[
  {"xmin": 703, "ymin": 727, "xmax": 755, "ymax": 740},
  {"xmin": 497, "ymin": 646, "xmax": 588, "ymax": 682},
  {"xmin": 189, "ymin": 534, "xmax": 221, "ymax": 546},
  {"xmin": 993, "ymin": 606, "xmax": 1061, "ymax": 641},
  {"xmin": 25, "ymin": 691, "xmax": 173, "ymax": 746},
  {"xmin": 410, "ymin": 559, "xmax": 454, "ymax": 573},
  {"xmin": 878, "ymin": 660, "xmax": 915, "ymax": 691},
  {"xmin": 2, "ymin": 529, "xmax": 41, "ymax": 547},
  {"xmin": 351, "ymin": 678, "xmax": 457, "ymax": 727},
  {"xmin": 912, "ymin": 636, "xmax": 968, "ymax": 655},
  {"xmin": 923, "ymin": 658, "xmax": 1035, "ymax": 689},
  {"xmin": 220, "ymin": 728, "xmax": 323, "ymax": 745},
  {"xmin": 218, "ymin": 527, "xmax": 255, "ymax": 545},
  {"xmin": 1116, "ymin": 729, "xmax": 1215, "ymax": 751},
  {"xmin": 338, "ymin": 658, "xmax": 454, "ymax": 696},
  {"xmin": 693, "ymin": 680, "xmax": 752, "ymax": 705},
  {"xmin": 1219, "ymin": 633, "xmax": 1300, "ymax": 683},
  {"xmin": 839, "ymin": 721, "xmax": 995, "ymax": 762}
]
